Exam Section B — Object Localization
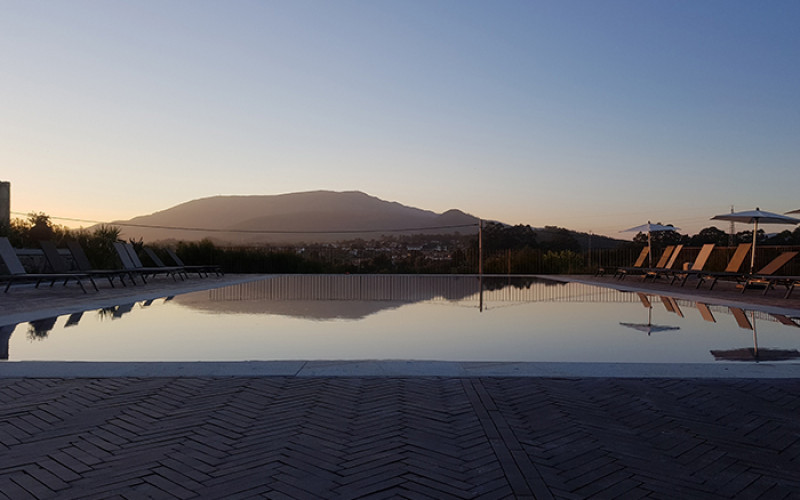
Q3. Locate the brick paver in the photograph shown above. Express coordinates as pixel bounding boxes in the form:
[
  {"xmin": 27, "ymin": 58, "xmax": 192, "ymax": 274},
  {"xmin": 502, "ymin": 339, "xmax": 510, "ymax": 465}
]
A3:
[{"xmin": 1, "ymin": 377, "xmax": 799, "ymax": 499}]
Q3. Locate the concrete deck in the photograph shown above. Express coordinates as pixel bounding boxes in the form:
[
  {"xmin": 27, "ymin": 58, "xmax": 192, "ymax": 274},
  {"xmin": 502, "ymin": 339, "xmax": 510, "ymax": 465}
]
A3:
[{"xmin": 1, "ymin": 274, "xmax": 799, "ymax": 498}]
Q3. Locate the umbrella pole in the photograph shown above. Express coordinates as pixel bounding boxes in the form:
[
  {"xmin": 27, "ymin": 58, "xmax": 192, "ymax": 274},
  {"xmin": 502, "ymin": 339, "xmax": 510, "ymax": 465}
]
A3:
[
  {"xmin": 751, "ymin": 220, "xmax": 758, "ymax": 274},
  {"xmin": 648, "ymin": 230, "xmax": 652, "ymax": 267}
]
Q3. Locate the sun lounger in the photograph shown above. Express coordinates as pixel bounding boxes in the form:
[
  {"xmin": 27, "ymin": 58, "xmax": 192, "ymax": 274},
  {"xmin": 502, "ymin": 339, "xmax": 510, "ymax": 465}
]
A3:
[
  {"xmin": 65, "ymin": 240, "xmax": 137, "ymax": 287},
  {"xmin": 616, "ymin": 246, "xmax": 674, "ymax": 280},
  {"xmin": 165, "ymin": 248, "xmax": 223, "ymax": 277},
  {"xmin": 782, "ymin": 279, "xmax": 800, "ymax": 299},
  {"xmin": 39, "ymin": 240, "xmax": 130, "ymax": 291},
  {"xmin": 740, "ymin": 251, "xmax": 799, "ymax": 295},
  {"xmin": 640, "ymin": 245, "xmax": 684, "ymax": 281},
  {"xmin": 665, "ymin": 244, "xmax": 716, "ymax": 286},
  {"xmin": 611, "ymin": 247, "xmax": 649, "ymax": 278},
  {"xmin": 143, "ymin": 247, "xmax": 188, "ymax": 280},
  {"xmin": 695, "ymin": 243, "xmax": 751, "ymax": 290},
  {"xmin": 0, "ymin": 237, "xmax": 92, "ymax": 293},
  {"xmin": 114, "ymin": 242, "xmax": 182, "ymax": 283}
]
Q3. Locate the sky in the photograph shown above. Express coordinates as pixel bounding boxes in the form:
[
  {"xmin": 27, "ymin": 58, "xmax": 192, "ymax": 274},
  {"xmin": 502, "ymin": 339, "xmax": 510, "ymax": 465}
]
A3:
[{"xmin": 2, "ymin": 0, "xmax": 799, "ymax": 239}]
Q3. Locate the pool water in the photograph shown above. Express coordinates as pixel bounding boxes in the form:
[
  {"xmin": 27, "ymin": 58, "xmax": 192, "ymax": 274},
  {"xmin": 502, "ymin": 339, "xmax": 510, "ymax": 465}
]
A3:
[{"xmin": 3, "ymin": 275, "xmax": 799, "ymax": 364}]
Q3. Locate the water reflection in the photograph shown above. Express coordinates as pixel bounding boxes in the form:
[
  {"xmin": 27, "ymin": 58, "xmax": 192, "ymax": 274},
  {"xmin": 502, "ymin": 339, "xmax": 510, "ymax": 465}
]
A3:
[
  {"xmin": 710, "ymin": 308, "xmax": 800, "ymax": 362},
  {"xmin": 174, "ymin": 275, "xmax": 626, "ymax": 319},
  {"xmin": 27, "ymin": 317, "xmax": 58, "ymax": 340},
  {"xmin": 619, "ymin": 293, "xmax": 680, "ymax": 335},
  {"xmin": 1, "ymin": 276, "xmax": 799, "ymax": 363}
]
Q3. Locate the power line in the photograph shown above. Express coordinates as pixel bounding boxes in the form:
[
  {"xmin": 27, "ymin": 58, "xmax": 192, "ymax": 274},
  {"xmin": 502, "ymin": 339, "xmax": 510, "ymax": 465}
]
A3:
[{"xmin": 10, "ymin": 211, "xmax": 479, "ymax": 235}]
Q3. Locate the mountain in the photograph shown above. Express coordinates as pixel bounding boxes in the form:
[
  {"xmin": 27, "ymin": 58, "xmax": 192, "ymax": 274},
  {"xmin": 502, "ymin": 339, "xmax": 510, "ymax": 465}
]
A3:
[{"xmin": 110, "ymin": 191, "xmax": 481, "ymax": 244}]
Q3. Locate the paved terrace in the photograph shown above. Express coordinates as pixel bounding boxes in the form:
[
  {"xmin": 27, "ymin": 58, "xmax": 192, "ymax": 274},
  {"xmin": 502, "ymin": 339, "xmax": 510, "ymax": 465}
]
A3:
[{"xmin": 1, "ymin": 274, "xmax": 799, "ymax": 498}]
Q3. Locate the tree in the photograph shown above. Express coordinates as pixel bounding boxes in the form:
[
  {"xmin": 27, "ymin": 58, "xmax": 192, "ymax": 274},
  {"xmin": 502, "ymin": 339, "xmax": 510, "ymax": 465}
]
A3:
[{"xmin": 689, "ymin": 226, "xmax": 730, "ymax": 246}]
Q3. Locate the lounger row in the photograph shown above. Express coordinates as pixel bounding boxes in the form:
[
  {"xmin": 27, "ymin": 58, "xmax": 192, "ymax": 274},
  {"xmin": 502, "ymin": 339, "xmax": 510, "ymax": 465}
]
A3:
[
  {"xmin": 606, "ymin": 243, "xmax": 800, "ymax": 297},
  {"xmin": 0, "ymin": 237, "xmax": 222, "ymax": 293}
]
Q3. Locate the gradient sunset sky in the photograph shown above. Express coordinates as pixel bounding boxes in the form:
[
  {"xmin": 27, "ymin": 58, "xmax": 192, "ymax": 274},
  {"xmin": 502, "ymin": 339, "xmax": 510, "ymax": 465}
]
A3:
[{"xmin": 3, "ymin": 1, "xmax": 799, "ymax": 238}]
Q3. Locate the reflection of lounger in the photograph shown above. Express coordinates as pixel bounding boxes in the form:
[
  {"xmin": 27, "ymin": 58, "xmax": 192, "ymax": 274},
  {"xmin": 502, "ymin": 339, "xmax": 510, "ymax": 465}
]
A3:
[
  {"xmin": 730, "ymin": 307, "xmax": 753, "ymax": 330},
  {"xmin": 696, "ymin": 303, "xmax": 716, "ymax": 323},
  {"xmin": 660, "ymin": 296, "xmax": 684, "ymax": 318},
  {"xmin": 772, "ymin": 314, "xmax": 800, "ymax": 327},
  {"xmin": 0, "ymin": 237, "xmax": 92, "ymax": 293},
  {"xmin": 65, "ymin": 312, "xmax": 84, "ymax": 327}
]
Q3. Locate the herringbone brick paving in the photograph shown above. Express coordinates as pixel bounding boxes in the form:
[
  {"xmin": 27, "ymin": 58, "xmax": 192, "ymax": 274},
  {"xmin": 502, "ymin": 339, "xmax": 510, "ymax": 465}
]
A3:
[{"xmin": 1, "ymin": 377, "xmax": 799, "ymax": 499}]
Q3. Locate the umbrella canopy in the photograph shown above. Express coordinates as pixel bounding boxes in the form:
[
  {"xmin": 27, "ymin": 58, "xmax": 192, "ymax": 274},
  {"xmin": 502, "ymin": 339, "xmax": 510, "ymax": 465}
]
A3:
[
  {"xmin": 710, "ymin": 347, "xmax": 800, "ymax": 362},
  {"xmin": 711, "ymin": 208, "xmax": 800, "ymax": 273},
  {"xmin": 621, "ymin": 221, "xmax": 680, "ymax": 267},
  {"xmin": 620, "ymin": 322, "xmax": 680, "ymax": 335}
]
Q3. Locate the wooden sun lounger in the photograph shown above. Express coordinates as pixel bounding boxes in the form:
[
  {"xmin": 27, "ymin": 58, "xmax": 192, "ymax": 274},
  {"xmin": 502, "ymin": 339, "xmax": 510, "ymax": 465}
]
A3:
[
  {"xmin": 612, "ymin": 247, "xmax": 650, "ymax": 278},
  {"xmin": 640, "ymin": 245, "xmax": 684, "ymax": 281},
  {"xmin": 696, "ymin": 243, "xmax": 751, "ymax": 290},
  {"xmin": 0, "ymin": 237, "xmax": 92, "ymax": 293},
  {"xmin": 666, "ymin": 244, "xmax": 716, "ymax": 286},
  {"xmin": 740, "ymin": 251, "xmax": 799, "ymax": 295}
]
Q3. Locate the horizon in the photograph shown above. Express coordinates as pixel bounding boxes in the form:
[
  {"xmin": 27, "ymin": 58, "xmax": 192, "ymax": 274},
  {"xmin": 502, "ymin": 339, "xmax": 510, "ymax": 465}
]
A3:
[
  {"xmin": 3, "ymin": 1, "xmax": 799, "ymax": 239},
  {"xmin": 8, "ymin": 188, "xmax": 797, "ymax": 243}
]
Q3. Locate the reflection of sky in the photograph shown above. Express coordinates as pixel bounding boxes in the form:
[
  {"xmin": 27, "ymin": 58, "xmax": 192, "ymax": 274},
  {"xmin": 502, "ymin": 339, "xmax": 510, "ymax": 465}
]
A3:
[{"xmin": 4, "ymin": 279, "xmax": 800, "ymax": 363}]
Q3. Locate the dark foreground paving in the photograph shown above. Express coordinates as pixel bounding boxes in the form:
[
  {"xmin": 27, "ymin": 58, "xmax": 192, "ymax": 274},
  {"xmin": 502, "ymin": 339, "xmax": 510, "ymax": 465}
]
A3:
[{"xmin": 1, "ymin": 377, "xmax": 799, "ymax": 499}]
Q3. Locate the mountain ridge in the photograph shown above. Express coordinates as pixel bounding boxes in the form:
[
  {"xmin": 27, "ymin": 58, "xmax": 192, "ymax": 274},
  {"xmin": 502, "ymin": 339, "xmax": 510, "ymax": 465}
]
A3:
[
  {"xmin": 108, "ymin": 190, "xmax": 624, "ymax": 249},
  {"xmin": 111, "ymin": 190, "xmax": 480, "ymax": 244}
]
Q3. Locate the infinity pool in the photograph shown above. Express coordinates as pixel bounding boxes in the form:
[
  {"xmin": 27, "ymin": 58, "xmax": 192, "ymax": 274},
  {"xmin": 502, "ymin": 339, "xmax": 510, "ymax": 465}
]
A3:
[{"xmin": 3, "ymin": 275, "xmax": 799, "ymax": 364}]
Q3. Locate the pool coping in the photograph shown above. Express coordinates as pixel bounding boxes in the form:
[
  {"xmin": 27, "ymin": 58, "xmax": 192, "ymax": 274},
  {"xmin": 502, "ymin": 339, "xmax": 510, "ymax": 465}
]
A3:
[{"xmin": 1, "ymin": 359, "xmax": 799, "ymax": 378}]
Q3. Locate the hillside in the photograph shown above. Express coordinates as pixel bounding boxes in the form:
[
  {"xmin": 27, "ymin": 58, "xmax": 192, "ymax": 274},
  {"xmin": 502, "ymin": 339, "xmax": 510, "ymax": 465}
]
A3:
[{"xmin": 110, "ymin": 191, "xmax": 481, "ymax": 244}]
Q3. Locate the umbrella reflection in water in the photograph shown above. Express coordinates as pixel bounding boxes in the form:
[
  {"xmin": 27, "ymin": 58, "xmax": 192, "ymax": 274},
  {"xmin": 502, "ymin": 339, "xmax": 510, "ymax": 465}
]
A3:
[
  {"xmin": 710, "ymin": 307, "xmax": 800, "ymax": 362},
  {"xmin": 620, "ymin": 293, "xmax": 680, "ymax": 336}
]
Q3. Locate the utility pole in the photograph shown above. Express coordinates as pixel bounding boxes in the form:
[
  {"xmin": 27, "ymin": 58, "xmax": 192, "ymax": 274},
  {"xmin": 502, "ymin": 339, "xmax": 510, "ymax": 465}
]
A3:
[
  {"xmin": 478, "ymin": 219, "xmax": 483, "ymax": 277},
  {"xmin": 728, "ymin": 205, "xmax": 735, "ymax": 247}
]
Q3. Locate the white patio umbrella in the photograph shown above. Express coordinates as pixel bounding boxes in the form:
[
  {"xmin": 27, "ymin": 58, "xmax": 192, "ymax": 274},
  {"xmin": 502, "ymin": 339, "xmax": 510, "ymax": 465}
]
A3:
[
  {"xmin": 620, "ymin": 221, "xmax": 680, "ymax": 267},
  {"xmin": 711, "ymin": 208, "xmax": 800, "ymax": 273}
]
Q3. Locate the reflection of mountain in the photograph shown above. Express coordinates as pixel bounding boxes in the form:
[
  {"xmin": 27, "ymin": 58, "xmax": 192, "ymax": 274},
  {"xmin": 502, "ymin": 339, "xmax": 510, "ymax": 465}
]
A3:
[
  {"xmin": 174, "ymin": 275, "xmax": 489, "ymax": 320},
  {"xmin": 174, "ymin": 275, "xmax": 568, "ymax": 319}
]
